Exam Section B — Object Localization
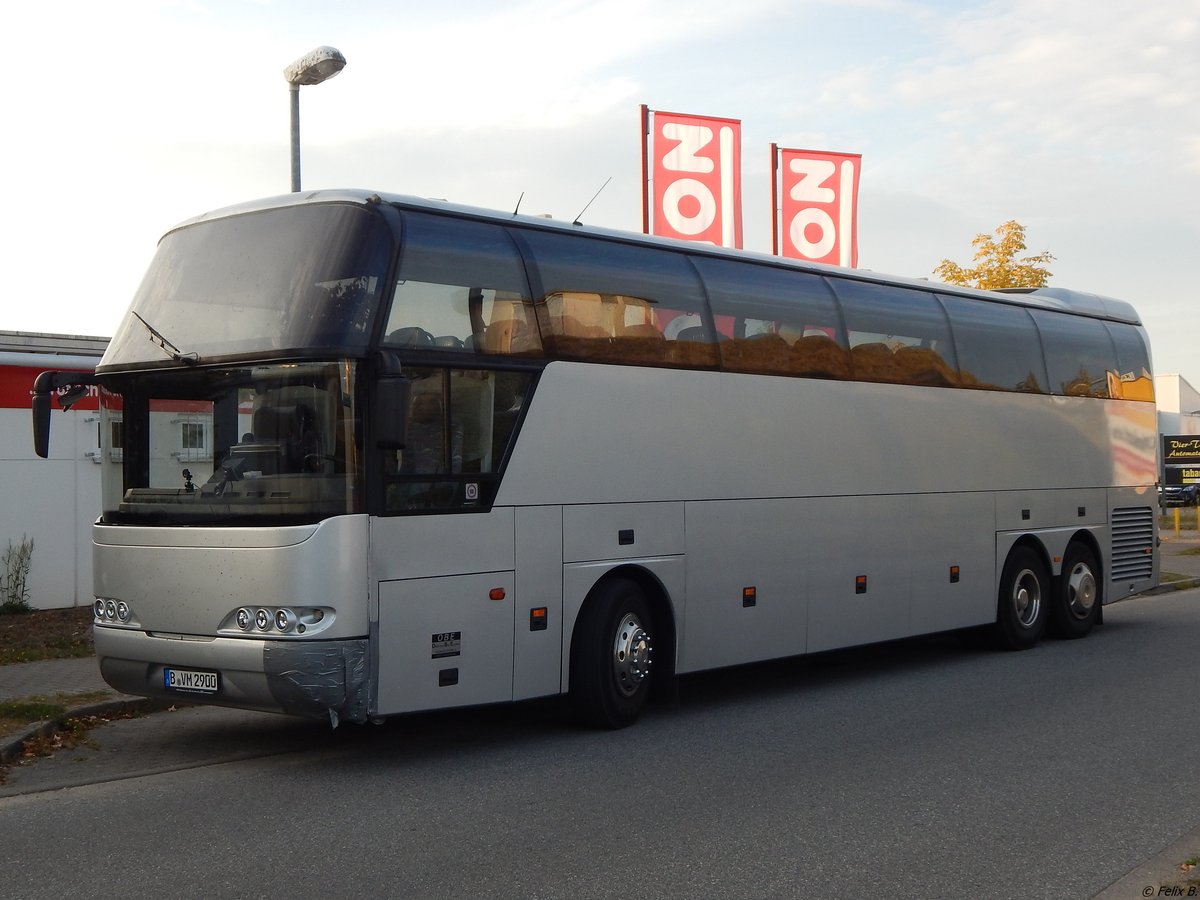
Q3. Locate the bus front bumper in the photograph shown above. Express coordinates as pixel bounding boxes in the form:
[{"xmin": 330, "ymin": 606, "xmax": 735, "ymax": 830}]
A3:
[{"xmin": 94, "ymin": 625, "xmax": 370, "ymax": 725}]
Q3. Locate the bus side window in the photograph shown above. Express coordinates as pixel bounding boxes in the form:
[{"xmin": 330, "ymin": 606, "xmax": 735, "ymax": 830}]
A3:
[
  {"xmin": 691, "ymin": 256, "xmax": 846, "ymax": 377},
  {"xmin": 516, "ymin": 229, "xmax": 717, "ymax": 369},
  {"xmin": 940, "ymin": 295, "xmax": 1048, "ymax": 393},
  {"xmin": 382, "ymin": 212, "xmax": 542, "ymax": 357},
  {"xmin": 1104, "ymin": 322, "xmax": 1154, "ymax": 402},
  {"xmin": 1030, "ymin": 309, "xmax": 1117, "ymax": 399},
  {"xmin": 828, "ymin": 280, "xmax": 958, "ymax": 387},
  {"xmin": 539, "ymin": 292, "xmax": 681, "ymax": 366},
  {"xmin": 383, "ymin": 367, "xmax": 534, "ymax": 513}
]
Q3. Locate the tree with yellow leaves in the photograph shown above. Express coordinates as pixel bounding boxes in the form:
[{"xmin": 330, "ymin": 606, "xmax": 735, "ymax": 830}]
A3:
[{"xmin": 934, "ymin": 220, "xmax": 1054, "ymax": 290}]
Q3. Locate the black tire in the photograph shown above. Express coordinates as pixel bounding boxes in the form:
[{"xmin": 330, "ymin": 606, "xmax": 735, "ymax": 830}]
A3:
[
  {"xmin": 991, "ymin": 545, "xmax": 1049, "ymax": 650},
  {"xmin": 569, "ymin": 578, "xmax": 655, "ymax": 729},
  {"xmin": 1049, "ymin": 542, "xmax": 1102, "ymax": 639}
]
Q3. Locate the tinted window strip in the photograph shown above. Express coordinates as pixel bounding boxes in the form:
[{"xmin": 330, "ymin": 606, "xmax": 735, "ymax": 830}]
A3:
[{"xmin": 487, "ymin": 224, "xmax": 1141, "ymax": 397}]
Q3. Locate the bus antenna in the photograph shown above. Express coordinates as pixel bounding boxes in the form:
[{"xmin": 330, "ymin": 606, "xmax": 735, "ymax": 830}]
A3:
[
  {"xmin": 513, "ymin": 192, "xmax": 524, "ymax": 216},
  {"xmin": 572, "ymin": 177, "xmax": 611, "ymax": 226}
]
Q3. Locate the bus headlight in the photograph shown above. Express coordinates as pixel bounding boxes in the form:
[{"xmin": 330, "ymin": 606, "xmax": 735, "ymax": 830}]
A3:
[
  {"xmin": 218, "ymin": 605, "xmax": 334, "ymax": 638},
  {"xmin": 93, "ymin": 598, "xmax": 140, "ymax": 628}
]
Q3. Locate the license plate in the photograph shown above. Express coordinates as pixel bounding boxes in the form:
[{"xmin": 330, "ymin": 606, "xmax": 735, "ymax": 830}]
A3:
[{"xmin": 164, "ymin": 667, "xmax": 219, "ymax": 694}]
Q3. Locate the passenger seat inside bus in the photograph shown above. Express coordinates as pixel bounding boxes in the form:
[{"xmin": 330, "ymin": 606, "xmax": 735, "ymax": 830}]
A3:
[
  {"xmin": 618, "ymin": 323, "xmax": 666, "ymax": 364},
  {"xmin": 894, "ymin": 346, "xmax": 958, "ymax": 387},
  {"xmin": 791, "ymin": 334, "xmax": 850, "ymax": 379},
  {"xmin": 850, "ymin": 342, "xmax": 904, "ymax": 383},
  {"xmin": 722, "ymin": 333, "xmax": 790, "ymax": 374},
  {"xmin": 664, "ymin": 326, "xmax": 720, "ymax": 367},
  {"xmin": 250, "ymin": 403, "xmax": 320, "ymax": 473}
]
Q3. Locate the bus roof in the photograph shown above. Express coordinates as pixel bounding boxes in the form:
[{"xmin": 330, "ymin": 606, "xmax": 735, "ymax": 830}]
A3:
[{"xmin": 168, "ymin": 189, "xmax": 1143, "ymax": 327}]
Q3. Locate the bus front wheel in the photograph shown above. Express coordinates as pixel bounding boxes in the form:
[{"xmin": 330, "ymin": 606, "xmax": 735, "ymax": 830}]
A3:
[
  {"xmin": 992, "ymin": 545, "xmax": 1049, "ymax": 650},
  {"xmin": 1049, "ymin": 542, "xmax": 1102, "ymax": 639},
  {"xmin": 569, "ymin": 578, "xmax": 655, "ymax": 729}
]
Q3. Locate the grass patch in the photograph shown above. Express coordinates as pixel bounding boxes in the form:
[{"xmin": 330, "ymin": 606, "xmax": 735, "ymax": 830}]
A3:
[
  {"xmin": 0, "ymin": 700, "xmax": 67, "ymax": 734},
  {"xmin": 1159, "ymin": 571, "xmax": 1189, "ymax": 584},
  {"xmin": 1170, "ymin": 857, "xmax": 1200, "ymax": 891},
  {"xmin": 0, "ymin": 606, "xmax": 94, "ymax": 665},
  {"xmin": 0, "ymin": 691, "xmax": 110, "ymax": 739},
  {"xmin": 1177, "ymin": 547, "xmax": 1200, "ymax": 557}
]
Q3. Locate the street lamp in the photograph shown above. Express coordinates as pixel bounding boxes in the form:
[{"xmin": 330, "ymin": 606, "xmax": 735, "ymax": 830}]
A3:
[{"xmin": 283, "ymin": 46, "xmax": 347, "ymax": 192}]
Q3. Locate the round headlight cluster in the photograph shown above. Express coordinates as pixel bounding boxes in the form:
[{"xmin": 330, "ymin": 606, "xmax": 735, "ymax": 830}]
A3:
[
  {"xmin": 94, "ymin": 598, "xmax": 133, "ymax": 623},
  {"xmin": 234, "ymin": 606, "xmax": 321, "ymax": 635}
]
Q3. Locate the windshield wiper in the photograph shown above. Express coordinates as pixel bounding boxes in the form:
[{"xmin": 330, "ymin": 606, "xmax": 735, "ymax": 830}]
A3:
[{"xmin": 133, "ymin": 312, "xmax": 200, "ymax": 365}]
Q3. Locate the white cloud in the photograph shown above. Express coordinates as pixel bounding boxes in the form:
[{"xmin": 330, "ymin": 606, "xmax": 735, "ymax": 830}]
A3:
[{"xmin": 888, "ymin": 0, "xmax": 1200, "ymax": 167}]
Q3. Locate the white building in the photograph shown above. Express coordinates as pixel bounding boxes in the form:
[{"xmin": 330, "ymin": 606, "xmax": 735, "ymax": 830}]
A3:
[
  {"xmin": 1154, "ymin": 373, "xmax": 1200, "ymax": 438},
  {"xmin": 1, "ymin": 331, "xmax": 108, "ymax": 610}
]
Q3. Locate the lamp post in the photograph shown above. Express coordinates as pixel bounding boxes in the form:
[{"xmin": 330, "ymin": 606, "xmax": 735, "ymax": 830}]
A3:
[{"xmin": 283, "ymin": 46, "xmax": 347, "ymax": 192}]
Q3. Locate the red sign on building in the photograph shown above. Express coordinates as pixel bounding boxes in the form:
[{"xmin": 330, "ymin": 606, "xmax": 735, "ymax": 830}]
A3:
[
  {"xmin": 642, "ymin": 106, "xmax": 742, "ymax": 248},
  {"xmin": 772, "ymin": 146, "xmax": 861, "ymax": 267},
  {"xmin": 0, "ymin": 365, "xmax": 99, "ymax": 411}
]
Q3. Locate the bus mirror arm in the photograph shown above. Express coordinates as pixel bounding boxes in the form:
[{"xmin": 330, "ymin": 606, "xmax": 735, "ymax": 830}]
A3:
[
  {"xmin": 31, "ymin": 371, "xmax": 100, "ymax": 459},
  {"xmin": 375, "ymin": 378, "xmax": 412, "ymax": 449}
]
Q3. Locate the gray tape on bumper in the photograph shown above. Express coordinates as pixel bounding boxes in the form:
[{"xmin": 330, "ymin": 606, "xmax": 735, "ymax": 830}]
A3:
[{"xmin": 263, "ymin": 639, "xmax": 369, "ymax": 724}]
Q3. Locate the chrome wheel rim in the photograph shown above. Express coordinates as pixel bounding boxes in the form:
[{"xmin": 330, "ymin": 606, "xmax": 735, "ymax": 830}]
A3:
[
  {"xmin": 1011, "ymin": 567, "xmax": 1042, "ymax": 628},
  {"xmin": 613, "ymin": 612, "xmax": 652, "ymax": 697},
  {"xmin": 1065, "ymin": 562, "xmax": 1097, "ymax": 620}
]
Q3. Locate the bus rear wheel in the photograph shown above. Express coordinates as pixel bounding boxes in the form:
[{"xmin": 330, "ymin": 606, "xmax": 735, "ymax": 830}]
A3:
[
  {"xmin": 1049, "ymin": 543, "xmax": 1101, "ymax": 639},
  {"xmin": 569, "ymin": 578, "xmax": 655, "ymax": 729},
  {"xmin": 992, "ymin": 545, "xmax": 1049, "ymax": 650}
]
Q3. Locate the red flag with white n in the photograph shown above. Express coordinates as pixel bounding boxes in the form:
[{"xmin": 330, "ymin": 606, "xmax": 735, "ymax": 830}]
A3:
[
  {"xmin": 643, "ymin": 107, "xmax": 743, "ymax": 248},
  {"xmin": 775, "ymin": 147, "xmax": 861, "ymax": 267}
]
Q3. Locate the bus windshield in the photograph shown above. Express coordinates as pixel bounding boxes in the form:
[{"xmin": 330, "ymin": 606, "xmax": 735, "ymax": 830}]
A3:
[
  {"xmin": 100, "ymin": 202, "xmax": 395, "ymax": 368},
  {"xmin": 100, "ymin": 361, "xmax": 362, "ymax": 525}
]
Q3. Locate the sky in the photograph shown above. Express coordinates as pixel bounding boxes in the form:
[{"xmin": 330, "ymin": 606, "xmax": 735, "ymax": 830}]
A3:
[{"xmin": 3, "ymin": 0, "xmax": 1198, "ymax": 386}]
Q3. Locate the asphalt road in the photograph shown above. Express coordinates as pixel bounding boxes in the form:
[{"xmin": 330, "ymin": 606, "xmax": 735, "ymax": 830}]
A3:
[{"xmin": 2, "ymin": 588, "xmax": 1198, "ymax": 900}]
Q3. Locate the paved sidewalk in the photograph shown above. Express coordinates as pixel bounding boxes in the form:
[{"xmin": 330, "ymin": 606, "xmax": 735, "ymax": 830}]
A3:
[
  {"xmin": 0, "ymin": 654, "xmax": 150, "ymax": 766},
  {"xmin": 0, "ymin": 655, "xmax": 125, "ymax": 704}
]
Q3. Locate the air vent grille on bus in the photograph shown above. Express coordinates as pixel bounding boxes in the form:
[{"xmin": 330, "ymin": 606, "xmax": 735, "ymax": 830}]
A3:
[{"xmin": 1110, "ymin": 506, "xmax": 1155, "ymax": 581}]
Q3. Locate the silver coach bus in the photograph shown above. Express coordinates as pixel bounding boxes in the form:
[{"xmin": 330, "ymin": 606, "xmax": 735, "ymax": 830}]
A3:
[{"xmin": 33, "ymin": 190, "xmax": 1159, "ymax": 729}]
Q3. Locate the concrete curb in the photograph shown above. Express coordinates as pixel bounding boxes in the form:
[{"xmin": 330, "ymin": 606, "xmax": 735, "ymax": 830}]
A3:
[
  {"xmin": 0, "ymin": 697, "xmax": 173, "ymax": 766},
  {"xmin": 1094, "ymin": 824, "xmax": 1200, "ymax": 898},
  {"xmin": 1145, "ymin": 577, "xmax": 1200, "ymax": 595}
]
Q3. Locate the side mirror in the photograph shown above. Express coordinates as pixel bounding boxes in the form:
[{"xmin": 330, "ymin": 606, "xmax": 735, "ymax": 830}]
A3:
[
  {"xmin": 32, "ymin": 388, "xmax": 52, "ymax": 459},
  {"xmin": 31, "ymin": 371, "xmax": 99, "ymax": 459},
  {"xmin": 375, "ymin": 378, "xmax": 411, "ymax": 448}
]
